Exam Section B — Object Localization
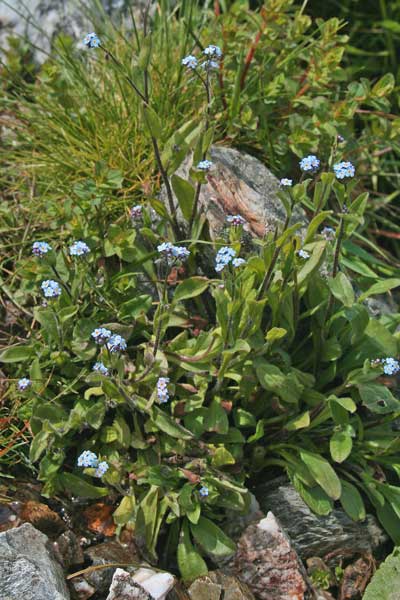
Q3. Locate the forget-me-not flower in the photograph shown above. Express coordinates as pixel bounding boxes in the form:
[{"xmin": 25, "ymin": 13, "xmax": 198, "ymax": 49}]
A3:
[
  {"xmin": 203, "ymin": 45, "xmax": 222, "ymax": 59},
  {"xmin": 41, "ymin": 280, "xmax": 62, "ymax": 298},
  {"xmin": 182, "ymin": 55, "xmax": 198, "ymax": 69},
  {"xmin": 69, "ymin": 241, "xmax": 90, "ymax": 257},
  {"xmin": 91, "ymin": 328, "xmax": 112, "ymax": 344},
  {"xmin": 32, "ymin": 241, "xmax": 52, "ymax": 257},
  {"xmin": 298, "ymin": 249, "xmax": 310, "ymax": 259},
  {"xmin": 299, "ymin": 155, "xmax": 320, "ymax": 173},
  {"xmin": 18, "ymin": 377, "xmax": 31, "ymax": 391},
  {"xmin": 227, "ymin": 215, "xmax": 246, "ymax": 226},
  {"xmin": 382, "ymin": 357, "xmax": 400, "ymax": 376},
  {"xmin": 130, "ymin": 205, "xmax": 143, "ymax": 220},
  {"xmin": 232, "ymin": 257, "xmax": 246, "ymax": 268},
  {"xmin": 77, "ymin": 450, "xmax": 99, "ymax": 468},
  {"xmin": 197, "ymin": 160, "xmax": 213, "ymax": 171},
  {"xmin": 94, "ymin": 461, "xmax": 109, "ymax": 478},
  {"xmin": 199, "ymin": 486, "xmax": 209, "ymax": 497},
  {"xmin": 215, "ymin": 246, "xmax": 236, "ymax": 272},
  {"xmin": 157, "ymin": 377, "xmax": 170, "ymax": 403},
  {"xmin": 107, "ymin": 334, "xmax": 127, "ymax": 353},
  {"xmin": 279, "ymin": 178, "xmax": 293, "ymax": 187},
  {"xmin": 93, "ymin": 362, "xmax": 109, "ymax": 376},
  {"xmin": 83, "ymin": 32, "xmax": 100, "ymax": 48},
  {"xmin": 333, "ymin": 161, "xmax": 355, "ymax": 180}
]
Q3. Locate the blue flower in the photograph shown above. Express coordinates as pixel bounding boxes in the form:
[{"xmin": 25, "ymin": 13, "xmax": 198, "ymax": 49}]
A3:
[
  {"xmin": 333, "ymin": 161, "xmax": 355, "ymax": 180},
  {"xmin": 157, "ymin": 377, "xmax": 170, "ymax": 403},
  {"xmin": 197, "ymin": 160, "xmax": 213, "ymax": 171},
  {"xmin": 41, "ymin": 280, "xmax": 62, "ymax": 298},
  {"xmin": 227, "ymin": 215, "xmax": 246, "ymax": 226},
  {"xmin": 107, "ymin": 334, "xmax": 127, "ymax": 353},
  {"xmin": 91, "ymin": 328, "xmax": 112, "ymax": 344},
  {"xmin": 382, "ymin": 357, "xmax": 400, "ymax": 376},
  {"xmin": 94, "ymin": 461, "xmax": 109, "ymax": 478},
  {"xmin": 18, "ymin": 377, "xmax": 31, "ymax": 391},
  {"xmin": 157, "ymin": 242, "xmax": 190, "ymax": 261},
  {"xmin": 202, "ymin": 60, "xmax": 219, "ymax": 71},
  {"xmin": 297, "ymin": 249, "xmax": 310, "ymax": 259},
  {"xmin": 199, "ymin": 486, "xmax": 209, "ymax": 497},
  {"xmin": 32, "ymin": 241, "xmax": 52, "ymax": 257},
  {"xmin": 279, "ymin": 178, "xmax": 293, "ymax": 187},
  {"xmin": 83, "ymin": 32, "xmax": 100, "ymax": 48},
  {"xmin": 321, "ymin": 226, "xmax": 335, "ymax": 241},
  {"xmin": 299, "ymin": 155, "xmax": 320, "ymax": 173},
  {"xmin": 69, "ymin": 241, "xmax": 90, "ymax": 257},
  {"xmin": 203, "ymin": 45, "xmax": 222, "ymax": 59},
  {"xmin": 130, "ymin": 205, "xmax": 143, "ymax": 220},
  {"xmin": 77, "ymin": 450, "xmax": 99, "ymax": 468},
  {"xmin": 93, "ymin": 362, "xmax": 109, "ymax": 376},
  {"xmin": 182, "ymin": 55, "xmax": 198, "ymax": 69},
  {"xmin": 232, "ymin": 257, "xmax": 246, "ymax": 268},
  {"xmin": 215, "ymin": 246, "xmax": 236, "ymax": 272}
]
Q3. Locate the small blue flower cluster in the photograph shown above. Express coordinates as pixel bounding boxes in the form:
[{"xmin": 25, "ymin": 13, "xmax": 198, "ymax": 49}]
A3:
[
  {"xmin": 227, "ymin": 215, "xmax": 246, "ymax": 226},
  {"xmin": 279, "ymin": 178, "xmax": 293, "ymax": 187},
  {"xmin": 297, "ymin": 249, "xmax": 310, "ymax": 259},
  {"xmin": 215, "ymin": 247, "xmax": 236, "ymax": 272},
  {"xmin": 77, "ymin": 451, "xmax": 109, "ymax": 478},
  {"xmin": 93, "ymin": 362, "xmax": 109, "ymax": 376},
  {"xmin": 181, "ymin": 44, "xmax": 222, "ymax": 72},
  {"xmin": 32, "ymin": 241, "xmax": 52, "ymax": 257},
  {"xmin": 382, "ymin": 357, "xmax": 400, "ymax": 376},
  {"xmin": 333, "ymin": 161, "xmax": 355, "ymax": 180},
  {"xmin": 107, "ymin": 334, "xmax": 127, "ymax": 353},
  {"xmin": 91, "ymin": 328, "xmax": 112, "ymax": 344},
  {"xmin": 199, "ymin": 486, "xmax": 209, "ymax": 497},
  {"xmin": 181, "ymin": 55, "xmax": 198, "ymax": 69},
  {"xmin": 157, "ymin": 242, "xmax": 190, "ymax": 261},
  {"xmin": 299, "ymin": 155, "xmax": 320, "ymax": 173},
  {"xmin": 41, "ymin": 280, "xmax": 62, "ymax": 298},
  {"xmin": 232, "ymin": 257, "xmax": 246, "ymax": 268},
  {"xmin": 18, "ymin": 377, "xmax": 31, "ymax": 391},
  {"xmin": 321, "ymin": 226, "xmax": 335, "ymax": 241},
  {"xmin": 83, "ymin": 32, "xmax": 100, "ymax": 48},
  {"xmin": 157, "ymin": 377, "xmax": 170, "ymax": 403},
  {"xmin": 69, "ymin": 241, "xmax": 90, "ymax": 257},
  {"xmin": 130, "ymin": 205, "xmax": 143, "ymax": 220},
  {"xmin": 197, "ymin": 160, "xmax": 213, "ymax": 171}
]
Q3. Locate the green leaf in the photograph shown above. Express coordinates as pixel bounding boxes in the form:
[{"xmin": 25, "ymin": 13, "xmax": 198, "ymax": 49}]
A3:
[
  {"xmin": 171, "ymin": 175, "xmax": 195, "ymax": 221},
  {"xmin": 60, "ymin": 473, "xmax": 108, "ymax": 498},
  {"xmin": 212, "ymin": 447, "xmax": 235, "ymax": 467},
  {"xmin": 174, "ymin": 277, "xmax": 209, "ymax": 303},
  {"xmin": 0, "ymin": 344, "xmax": 33, "ymax": 363},
  {"xmin": 204, "ymin": 400, "xmax": 229, "ymax": 434},
  {"xmin": 358, "ymin": 383, "xmax": 400, "ymax": 414},
  {"xmin": 29, "ymin": 431, "xmax": 51, "ymax": 462},
  {"xmin": 177, "ymin": 520, "xmax": 208, "ymax": 582},
  {"xmin": 299, "ymin": 450, "xmax": 342, "ymax": 500},
  {"xmin": 358, "ymin": 278, "xmax": 400, "ymax": 302},
  {"xmin": 285, "ymin": 411, "xmax": 310, "ymax": 431},
  {"xmin": 364, "ymin": 547, "xmax": 400, "ymax": 600},
  {"xmin": 292, "ymin": 475, "xmax": 333, "ymax": 516},
  {"xmin": 330, "ymin": 429, "xmax": 352, "ymax": 463},
  {"xmin": 265, "ymin": 327, "xmax": 287, "ymax": 343},
  {"xmin": 256, "ymin": 362, "xmax": 304, "ymax": 404},
  {"xmin": 340, "ymin": 480, "xmax": 366, "ymax": 521},
  {"xmin": 234, "ymin": 408, "xmax": 256, "ymax": 428},
  {"xmin": 153, "ymin": 408, "xmax": 193, "ymax": 439},
  {"xmin": 113, "ymin": 495, "xmax": 136, "ymax": 525},
  {"xmin": 328, "ymin": 272, "xmax": 355, "ymax": 307},
  {"xmin": 371, "ymin": 73, "xmax": 395, "ymax": 98},
  {"xmin": 143, "ymin": 106, "xmax": 163, "ymax": 138},
  {"xmin": 190, "ymin": 517, "xmax": 236, "ymax": 558}
]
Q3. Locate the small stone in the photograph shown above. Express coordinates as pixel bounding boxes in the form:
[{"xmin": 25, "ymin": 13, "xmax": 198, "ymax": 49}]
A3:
[
  {"xmin": 70, "ymin": 577, "xmax": 96, "ymax": 600},
  {"xmin": 0, "ymin": 523, "xmax": 70, "ymax": 600},
  {"xmin": 106, "ymin": 567, "xmax": 175, "ymax": 600},
  {"xmin": 84, "ymin": 541, "xmax": 136, "ymax": 596},
  {"xmin": 53, "ymin": 530, "xmax": 84, "ymax": 569},
  {"xmin": 225, "ymin": 512, "xmax": 309, "ymax": 600},
  {"xmin": 188, "ymin": 576, "xmax": 221, "ymax": 600}
]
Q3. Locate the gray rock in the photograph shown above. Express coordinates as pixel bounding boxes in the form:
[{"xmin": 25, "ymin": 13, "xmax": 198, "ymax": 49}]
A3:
[
  {"xmin": 106, "ymin": 567, "xmax": 175, "ymax": 600},
  {"xmin": 53, "ymin": 529, "xmax": 84, "ymax": 569},
  {"xmin": 84, "ymin": 540, "xmax": 136, "ymax": 596},
  {"xmin": 224, "ymin": 512, "xmax": 310, "ymax": 600},
  {"xmin": 0, "ymin": 522, "xmax": 70, "ymax": 600},
  {"xmin": 188, "ymin": 571, "xmax": 255, "ymax": 600},
  {"xmin": 162, "ymin": 146, "xmax": 305, "ymax": 239},
  {"xmin": 256, "ymin": 478, "xmax": 388, "ymax": 562},
  {"xmin": 0, "ymin": 1, "xmax": 150, "ymax": 61}
]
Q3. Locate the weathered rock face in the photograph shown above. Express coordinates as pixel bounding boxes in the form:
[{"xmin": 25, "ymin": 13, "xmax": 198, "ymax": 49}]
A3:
[
  {"xmin": 0, "ymin": 1, "xmax": 149, "ymax": 60},
  {"xmin": 188, "ymin": 570, "xmax": 255, "ymax": 600},
  {"xmin": 0, "ymin": 523, "xmax": 70, "ymax": 600},
  {"xmin": 256, "ymin": 478, "xmax": 388, "ymax": 562},
  {"xmin": 225, "ymin": 512, "xmax": 310, "ymax": 600},
  {"xmin": 84, "ymin": 540, "xmax": 137, "ymax": 596},
  {"xmin": 163, "ymin": 146, "xmax": 304, "ymax": 239}
]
